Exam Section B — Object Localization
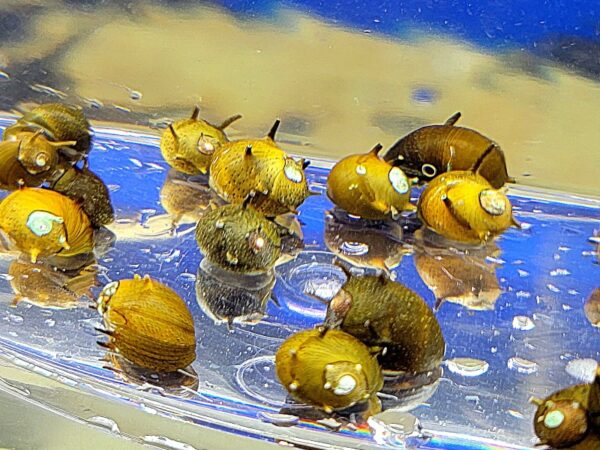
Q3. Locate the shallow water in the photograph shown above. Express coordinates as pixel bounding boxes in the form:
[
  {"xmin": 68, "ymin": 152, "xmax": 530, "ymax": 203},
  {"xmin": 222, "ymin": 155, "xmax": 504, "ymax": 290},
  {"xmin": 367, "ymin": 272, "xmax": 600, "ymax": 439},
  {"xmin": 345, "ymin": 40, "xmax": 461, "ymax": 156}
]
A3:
[{"xmin": 0, "ymin": 121, "xmax": 597, "ymax": 449}]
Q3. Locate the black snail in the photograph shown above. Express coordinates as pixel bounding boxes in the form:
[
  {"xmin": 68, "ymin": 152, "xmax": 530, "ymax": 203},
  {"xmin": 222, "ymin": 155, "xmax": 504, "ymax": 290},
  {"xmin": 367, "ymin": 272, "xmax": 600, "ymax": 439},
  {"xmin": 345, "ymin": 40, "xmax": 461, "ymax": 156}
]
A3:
[
  {"xmin": 275, "ymin": 327, "xmax": 383, "ymax": 414},
  {"xmin": 195, "ymin": 195, "xmax": 282, "ymax": 273},
  {"xmin": 209, "ymin": 120, "xmax": 313, "ymax": 216},
  {"xmin": 160, "ymin": 106, "xmax": 242, "ymax": 175},
  {"xmin": 325, "ymin": 265, "xmax": 445, "ymax": 374},
  {"xmin": 383, "ymin": 112, "xmax": 512, "ymax": 189},
  {"xmin": 327, "ymin": 143, "xmax": 415, "ymax": 220}
]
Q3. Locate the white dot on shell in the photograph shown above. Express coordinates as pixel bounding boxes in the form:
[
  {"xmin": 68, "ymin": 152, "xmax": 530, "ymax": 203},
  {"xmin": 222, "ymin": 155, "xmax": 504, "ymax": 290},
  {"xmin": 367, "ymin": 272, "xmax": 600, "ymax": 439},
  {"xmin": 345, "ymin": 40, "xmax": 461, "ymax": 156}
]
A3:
[{"xmin": 355, "ymin": 165, "xmax": 366, "ymax": 175}]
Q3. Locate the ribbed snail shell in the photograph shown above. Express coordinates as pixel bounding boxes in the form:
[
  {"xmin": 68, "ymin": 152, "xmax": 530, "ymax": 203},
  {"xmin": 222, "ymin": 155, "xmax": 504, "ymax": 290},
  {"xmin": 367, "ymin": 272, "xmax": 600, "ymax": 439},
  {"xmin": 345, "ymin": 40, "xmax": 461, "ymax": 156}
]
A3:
[
  {"xmin": 275, "ymin": 328, "xmax": 383, "ymax": 413},
  {"xmin": 534, "ymin": 400, "xmax": 589, "ymax": 448},
  {"xmin": 383, "ymin": 112, "xmax": 511, "ymax": 188},
  {"xmin": 0, "ymin": 188, "xmax": 94, "ymax": 263},
  {"xmin": 209, "ymin": 120, "xmax": 311, "ymax": 216},
  {"xmin": 195, "ymin": 199, "xmax": 282, "ymax": 273},
  {"xmin": 97, "ymin": 275, "xmax": 196, "ymax": 373},
  {"xmin": 50, "ymin": 166, "xmax": 114, "ymax": 228},
  {"xmin": 326, "ymin": 270, "xmax": 445, "ymax": 374},
  {"xmin": 160, "ymin": 106, "xmax": 241, "ymax": 175},
  {"xmin": 417, "ymin": 171, "xmax": 518, "ymax": 244},
  {"xmin": 327, "ymin": 144, "xmax": 414, "ymax": 220},
  {"xmin": 3, "ymin": 103, "xmax": 92, "ymax": 163}
]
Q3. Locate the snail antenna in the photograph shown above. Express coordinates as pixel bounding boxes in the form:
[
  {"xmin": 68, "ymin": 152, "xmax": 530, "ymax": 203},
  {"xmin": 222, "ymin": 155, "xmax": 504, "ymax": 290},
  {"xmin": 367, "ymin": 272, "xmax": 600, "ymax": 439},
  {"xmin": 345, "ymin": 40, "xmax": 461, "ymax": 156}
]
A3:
[
  {"xmin": 470, "ymin": 143, "xmax": 496, "ymax": 174},
  {"xmin": 433, "ymin": 297, "xmax": 444, "ymax": 312},
  {"xmin": 369, "ymin": 143, "xmax": 384, "ymax": 156},
  {"xmin": 190, "ymin": 106, "xmax": 200, "ymax": 121},
  {"xmin": 302, "ymin": 159, "xmax": 311, "ymax": 170},
  {"xmin": 332, "ymin": 259, "xmax": 353, "ymax": 279},
  {"xmin": 270, "ymin": 292, "xmax": 281, "ymax": 307},
  {"xmin": 30, "ymin": 129, "xmax": 44, "ymax": 142},
  {"xmin": 245, "ymin": 144, "xmax": 253, "ymax": 157},
  {"xmin": 267, "ymin": 119, "xmax": 281, "ymax": 141},
  {"xmin": 168, "ymin": 124, "xmax": 179, "ymax": 143},
  {"xmin": 444, "ymin": 112, "xmax": 462, "ymax": 126},
  {"xmin": 218, "ymin": 114, "xmax": 242, "ymax": 130}
]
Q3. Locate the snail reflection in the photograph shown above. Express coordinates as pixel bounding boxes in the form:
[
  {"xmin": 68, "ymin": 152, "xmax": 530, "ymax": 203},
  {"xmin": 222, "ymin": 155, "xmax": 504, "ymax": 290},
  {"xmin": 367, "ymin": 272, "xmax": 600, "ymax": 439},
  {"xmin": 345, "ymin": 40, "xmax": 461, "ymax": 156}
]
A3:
[
  {"xmin": 584, "ymin": 288, "xmax": 600, "ymax": 328},
  {"xmin": 413, "ymin": 229, "xmax": 502, "ymax": 311}
]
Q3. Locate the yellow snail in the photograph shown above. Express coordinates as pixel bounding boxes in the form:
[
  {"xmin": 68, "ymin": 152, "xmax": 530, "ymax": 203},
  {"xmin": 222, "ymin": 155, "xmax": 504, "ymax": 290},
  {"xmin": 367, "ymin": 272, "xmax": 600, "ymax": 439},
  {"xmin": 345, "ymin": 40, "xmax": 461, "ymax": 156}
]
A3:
[
  {"xmin": 209, "ymin": 120, "xmax": 313, "ymax": 216},
  {"xmin": 96, "ymin": 275, "xmax": 196, "ymax": 373},
  {"xmin": 3, "ymin": 103, "xmax": 92, "ymax": 165},
  {"xmin": 0, "ymin": 188, "xmax": 94, "ymax": 263},
  {"xmin": 417, "ymin": 170, "xmax": 520, "ymax": 244},
  {"xmin": 0, "ymin": 139, "xmax": 59, "ymax": 189},
  {"xmin": 383, "ymin": 112, "xmax": 512, "ymax": 188},
  {"xmin": 50, "ymin": 165, "xmax": 114, "ymax": 228},
  {"xmin": 325, "ymin": 265, "xmax": 445, "ymax": 374},
  {"xmin": 160, "ymin": 106, "xmax": 242, "ymax": 175},
  {"xmin": 531, "ymin": 366, "xmax": 599, "ymax": 448},
  {"xmin": 195, "ymin": 196, "xmax": 282, "ymax": 273},
  {"xmin": 327, "ymin": 144, "xmax": 415, "ymax": 220},
  {"xmin": 275, "ymin": 327, "xmax": 383, "ymax": 414}
]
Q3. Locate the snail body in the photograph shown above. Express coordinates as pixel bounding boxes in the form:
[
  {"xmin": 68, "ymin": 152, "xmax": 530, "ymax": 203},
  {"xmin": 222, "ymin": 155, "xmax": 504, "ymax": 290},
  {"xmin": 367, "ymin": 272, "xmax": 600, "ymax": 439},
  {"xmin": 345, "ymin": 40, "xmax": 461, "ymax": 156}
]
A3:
[
  {"xmin": 160, "ymin": 106, "xmax": 241, "ymax": 175},
  {"xmin": 97, "ymin": 275, "xmax": 196, "ymax": 372},
  {"xmin": 383, "ymin": 112, "xmax": 511, "ymax": 188},
  {"xmin": 51, "ymin": 166, "xmax": 114, "ymax": 228},
  {"xmin": 3, "ymin": 103, "xmax": 92, "ymax": 164},
  {"xmin": 195, "ymin": 198, "xmax": 282, "ymax": 273},
  {"xmin": 326, "ymin": 269, "xmax": 445, "ymax": 373},
  {"xmin": 417, "ymin": 170, "xmax": 519, "ymax": 244},
  {"xmin": 327, "ymin": 144, "xmax": 414, "ymax": 220},
  {"xmin": 0, "ymin": 188, "xmax": 94, "ymax": 263},
  {"xmin": 275, "ymin": 328, "xmax": 383, "ymax": 413},
  {"xmin": 209, "ymin": 120, "xmax": 311, "ymax": 216}
]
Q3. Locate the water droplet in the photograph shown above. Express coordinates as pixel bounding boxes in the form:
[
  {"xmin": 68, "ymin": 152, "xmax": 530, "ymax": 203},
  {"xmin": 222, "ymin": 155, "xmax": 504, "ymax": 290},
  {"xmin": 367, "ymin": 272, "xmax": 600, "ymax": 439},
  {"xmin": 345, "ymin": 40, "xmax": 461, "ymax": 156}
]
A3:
[
  {"xmin": 44, "ymin": 318, "xmax": 56, "ymax": 327},
  {"xmin": 550, "ymin": 268, "xmax": 570, "ymax": 276},
  {"xmin": 86, "ymin": 416, "xmax": 120, "ymax": 434},
  {"xmin": 546, "ymin": 284, "xmax": 560, "ymax": 293},
  {"xmin": 507, "ymin": 357, "xmax": 538, "ymax": 374},
  {"xmin": 516, "ymin": 291, "xmax": 531, "ymax": 298},
  {"xmin": 258, "ymin": 412, "xmax": 299, "ymax": 427},
  {"xmin": 29, "ymin": 83, "xmax": 67, "ymax": 99},
  {"xmin": 507, "ymin": 409, "xmax": 525, "ymax": 419},
  {"xmin": 129, "ymin": 89, "xmax": 142, "ymax": 101},
  {"xmin": 0, "ymin": 273, "xmax": 14, "ymax": 281},
  {"xmin": 565, "ymin": 359, "xmax": 598, "ymax": 382},
  {"xmin": 129, "ymin": 158, "xmax": 143, "ymax": 168},
  {"xmin": 512, "ymin": 316, "xmax": 535, "ymax": 331},
  {"xmin": 445, "ymin": 358, "xmax": 489, "ymax": 377},
  {"xmin": 517, "ymin": 269, "xmax": 529, "ymax": 277}
]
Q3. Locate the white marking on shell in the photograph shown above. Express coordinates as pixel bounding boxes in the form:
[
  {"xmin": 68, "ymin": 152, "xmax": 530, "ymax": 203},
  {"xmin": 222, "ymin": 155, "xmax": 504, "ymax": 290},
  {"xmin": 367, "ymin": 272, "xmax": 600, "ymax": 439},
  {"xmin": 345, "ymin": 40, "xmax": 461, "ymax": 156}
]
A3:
[
  {"xmin": 323, "ymin": 382, "xmax": 331, "ymax": 390},
  {"xmin": 284, "ymin": 159, "xmax": 303, "ymax": 183},
  {"xmin": 288, "ymin": 381, "xmax": 299, "ymax": 391},
  {"xmin": 421, "ymin": 163, "xmax": 437, "ymax": 177},
  {"xmin": 388, "ymin": 167, "xmax": 409, "ymax": 194},
  {"xmin": 333, "ymin": 375, "xmax": 356, "ymax": 396},
  {"xmin": 355, "ymin": 165, "xmax": 366, "ymax": 175},
  {"xmin": 355, "ymin": 364, "xmax": 362, "ymax": 372},
  {"xmin": 543, "ymin": 410, "xmax": 564, "ymax": 429},
  {"xmin": 26, "ymin": 211, "xmax": 64, "ymax": 237},
  {"xmin": 479, "ymin": 189, "xmax": 506, "ymax": 216},
  {"xmin": 215, "ymin": 220, "xmax": 225, "ymax": 229},
  {"xmin": 35, "ymin": 154, "xmax": 47, "ymax": 167}
]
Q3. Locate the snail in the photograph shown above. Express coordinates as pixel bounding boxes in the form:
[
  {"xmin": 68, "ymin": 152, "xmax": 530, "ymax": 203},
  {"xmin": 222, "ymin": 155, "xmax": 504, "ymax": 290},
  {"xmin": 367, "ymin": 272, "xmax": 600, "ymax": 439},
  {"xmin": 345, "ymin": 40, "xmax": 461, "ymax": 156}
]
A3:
[
  {"xmin": 96, "ymin": 275, "xmax": 196, "ymax": 373},
  {"xmin": 413, "ymin": 231, "xmax": 502, "ymax": 311},
  {"xmin": 584, "ymin": 288, "xmax": 600, "ymax": 327},
  {"xmin": 0, "ymin": 188, "xmax": 94, "ymax": 263},
  {"xmin": 327, "ymin": 144, "xmax": 415, "ymax": 220},
  {"xmin": 195, "ymin": 195, "xmax": 282, "ymax": 273},
  {"xmin": 50, "ymin": 165, "xmax": 114, "ymax": 228},
  {"xmin": 324, "ymin": 208, "xmax": 411, "ymax": 272},
  {"xmin": 379, "ymin": 367, "xmax": 442, "ymax": 412},
  {"xmin": 531, "ymin": 366, "xmax": 599, "ymax": 448},
  {"xmin": 325, "ymin": 265, "xmax": 445, "ymax": 374},
  {"xmin": 275, "ymin": 327, "xmax": 383, "ymax": 414},
  {"xmin": 3, "ymin": 103, "xmax": 92, "ymax": 165},
  {"xmin": 417, "ymin": 170, "xmax": 520, "ymax": 244},
  {"xmin": 160, "ymin": 106, "xmax": 242, "ymax": 175},
  {"xmin": 8, "ymin": 257, "xmax": 97, "ymax": 309},
  {"xmin": 195, "ymin": 258, "xmax": 277, "ymax": 327},
  {"xmin": 209, "ymin": 120, "xmax": 314, "ymax": 216},
  {"xmin": 0, "ymin": 139, "xmax": 65, "ymax": 190},
  {"xmin": 383, "ymin": 112, "xmax": 511, "ymax": 188}
]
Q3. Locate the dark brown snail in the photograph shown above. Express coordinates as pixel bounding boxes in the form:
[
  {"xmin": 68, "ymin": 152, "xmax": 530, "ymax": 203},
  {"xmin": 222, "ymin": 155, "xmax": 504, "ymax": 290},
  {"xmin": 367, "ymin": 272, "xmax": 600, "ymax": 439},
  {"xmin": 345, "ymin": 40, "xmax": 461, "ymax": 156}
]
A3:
[
  {"xmin": 195, "ymin": 196, "xmax": 282, "ymax": 273},
  {"xmin": 50, "ymin": 166, "xmax": 114, "ymax": 228},
  {"xmin": 275, "ymin": 327, "xmax": 383, "ymax": 414},
  {"xmin": 96, "ymin": 275, "xmax": 196, "ymax": 373},
  {"xmin": 209, "ymin": 120, "xmax": 313, "ymax": 216},
  {"xmin": 383, "ymin": 112, "xmax": 511, "ymax": 188},
  {"xmin": 160, "ymin": 106, "xmax": 242, "ymax": 175},
  {"xmin": 0, "ymin": 188, "xmax": 94, "ymax": 263},
  {"xmin": 531, "ymin": 366, "xmax": 599, "ymax": 448},
  {"xmin": 3, "ymin": 103, "xmax": 92, "ymax": 164},
  {"xmin": 417, "ymin": 170, "xmax": 519, "ymax": 244},
  {"xmin": 327, "ymin": 144, "xmax": 415, "ymax": 220},
  {"xmin": 325, "ymin": 266, "xmax": 445, "ymax": 374},
  {"xmin": 584, "ymin": 288, "xmax": 600, "ymax": 327}
]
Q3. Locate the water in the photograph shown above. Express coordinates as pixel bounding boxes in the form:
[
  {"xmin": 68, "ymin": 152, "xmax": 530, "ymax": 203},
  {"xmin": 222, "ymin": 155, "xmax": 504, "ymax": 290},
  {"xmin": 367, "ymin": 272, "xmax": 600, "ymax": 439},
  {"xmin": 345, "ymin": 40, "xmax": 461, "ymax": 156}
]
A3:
[{"xmin": 0, "ymin": 121, "xmax": 597, "ymax": 449}]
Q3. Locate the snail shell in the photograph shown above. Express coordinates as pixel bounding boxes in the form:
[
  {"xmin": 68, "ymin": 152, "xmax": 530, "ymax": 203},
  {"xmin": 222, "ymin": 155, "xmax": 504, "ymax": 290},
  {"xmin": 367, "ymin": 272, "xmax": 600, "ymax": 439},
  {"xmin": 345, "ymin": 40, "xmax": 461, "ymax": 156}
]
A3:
[
  {"xmin": 50, "ymin": 165, "xmax": 114, "ymax": 228},
  {"xmin": 0, "ymin": 188, "xmax": 94, "ymax": 263},
  {"xmin": 0, "ymin": 139, "xmax": 55, "ymax": 189},
  {"xmin": 275, "ymin": 328, "xmax": 383, "ymax": 413},
  {"xmin": 3, "ymin": 103, "xmax": 92, "ymax": 164},
  {"xmin": 327, "ymin": 144, "xmax": 414, "ymax": 220},
  {"xmin": 383, "ymin": 112, "xmax": 511, "ymax": 188},
  {"xmin": 417, "ymin": 170, "xmax": 519, "ymax": 244},
  {"xmin": 97, "ymin": 275, "xmax": 196, "ymax": 372},
  {"xmin": 326, "ymin": 269, "xmax": 445, "ymax": 373},
  {"xmin": 195, "ymin": 198, "xmax": 282, "ymax": 273},
  {"xmin": 534, "ymin": 399, "xmax": 590, "ymax": 448},
  {"xmin": 209, "ymin": 120, "xmax": 312, "ymax": 216},
  {"xmin": 160, "ymin": 106, "xmax": 241, "ymax": 175}
]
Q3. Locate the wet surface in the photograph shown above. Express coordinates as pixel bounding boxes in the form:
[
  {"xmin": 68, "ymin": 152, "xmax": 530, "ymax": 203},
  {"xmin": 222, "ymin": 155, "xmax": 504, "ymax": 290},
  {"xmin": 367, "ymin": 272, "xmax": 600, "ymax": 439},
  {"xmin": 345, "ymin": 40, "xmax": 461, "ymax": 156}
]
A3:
[{"xmin": 0, "ymin": 120, "xmax": 598, "ymax": 448}]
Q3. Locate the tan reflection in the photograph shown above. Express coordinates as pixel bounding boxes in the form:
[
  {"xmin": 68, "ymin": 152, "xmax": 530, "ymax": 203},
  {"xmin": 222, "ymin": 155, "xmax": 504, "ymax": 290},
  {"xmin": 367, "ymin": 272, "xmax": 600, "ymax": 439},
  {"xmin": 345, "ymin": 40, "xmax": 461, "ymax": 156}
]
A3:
[
  {"xmin": 413, "ymin": 230, "xmax": 502, "ymax": 311},
  {"xmin": 585, "ymin": 288, "xmax": 600, "ymax": 327}
]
